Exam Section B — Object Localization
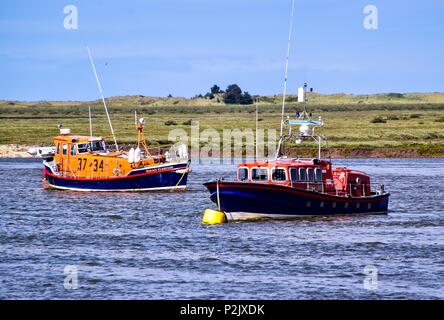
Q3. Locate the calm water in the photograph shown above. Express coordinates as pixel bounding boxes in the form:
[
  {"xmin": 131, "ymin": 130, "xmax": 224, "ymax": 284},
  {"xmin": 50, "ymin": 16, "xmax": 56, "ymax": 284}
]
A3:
[{"xmin": 0, "ymin": 158, "xmax": 443, "ymax": 299}]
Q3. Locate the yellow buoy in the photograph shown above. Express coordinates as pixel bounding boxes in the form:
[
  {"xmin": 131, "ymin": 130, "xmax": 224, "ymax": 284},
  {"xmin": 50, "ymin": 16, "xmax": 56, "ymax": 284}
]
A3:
[{"xmin": 202, "ymin": 209, "xmax": 227, "ymax": 224}]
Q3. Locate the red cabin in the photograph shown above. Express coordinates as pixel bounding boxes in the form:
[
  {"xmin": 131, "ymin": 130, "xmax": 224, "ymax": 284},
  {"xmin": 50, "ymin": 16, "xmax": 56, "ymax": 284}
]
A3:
[{"xmin": 236, "ymin": 158, "xmax": 372, "ymax": 197}]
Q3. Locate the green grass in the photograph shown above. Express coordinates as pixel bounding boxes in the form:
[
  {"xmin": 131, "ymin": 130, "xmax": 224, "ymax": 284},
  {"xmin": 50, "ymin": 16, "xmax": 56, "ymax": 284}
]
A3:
[{"xmin": 0, "ymin": 94, "xmax": 443, "ymax": 156}]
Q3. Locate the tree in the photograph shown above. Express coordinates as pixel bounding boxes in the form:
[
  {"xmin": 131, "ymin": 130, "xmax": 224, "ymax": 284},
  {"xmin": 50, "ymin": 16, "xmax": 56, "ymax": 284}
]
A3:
[
  {"xmin": 240, "ymin": 91, "xmax": 253, "ymax": 105},
  {"xmin": 224, "ymin": 84, "xmax": 243, "ymax": 104},
  {"xmin": 210, "ymin": 85, "xmax": 222, "ymax": 94}
]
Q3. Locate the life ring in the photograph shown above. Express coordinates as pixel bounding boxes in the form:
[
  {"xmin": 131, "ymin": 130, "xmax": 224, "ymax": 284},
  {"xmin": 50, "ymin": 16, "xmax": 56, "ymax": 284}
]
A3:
[{"xmin": 112, "ymin": 168, "xmax": 122, "ymax": 176}]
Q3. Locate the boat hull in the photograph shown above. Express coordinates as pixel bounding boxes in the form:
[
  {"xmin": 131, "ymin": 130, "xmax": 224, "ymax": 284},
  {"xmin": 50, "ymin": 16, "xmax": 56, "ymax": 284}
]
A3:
[
  {"xmin": 43, "ymin": 162, "xmax": 189, "ymax": 192},
  {"xmin": 204, "ymin": 181, "xmax": 389, "ymax": 221}
]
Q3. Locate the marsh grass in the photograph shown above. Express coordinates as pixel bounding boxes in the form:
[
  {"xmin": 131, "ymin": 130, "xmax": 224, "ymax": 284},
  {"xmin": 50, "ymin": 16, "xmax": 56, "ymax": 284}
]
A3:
[{"xmin": 0, "ymin": 96, "xmax": 443, "ymax": 154}]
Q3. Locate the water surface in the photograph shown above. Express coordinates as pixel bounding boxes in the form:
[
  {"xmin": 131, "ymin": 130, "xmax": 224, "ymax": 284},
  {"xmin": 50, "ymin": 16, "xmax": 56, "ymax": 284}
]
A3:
[{"xmin": 0, "ymin": 158, "xmax": 443, "ymax": 299}]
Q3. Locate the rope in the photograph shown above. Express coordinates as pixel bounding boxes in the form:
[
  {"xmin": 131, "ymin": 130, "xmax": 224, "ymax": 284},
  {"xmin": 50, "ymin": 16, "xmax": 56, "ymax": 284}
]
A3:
[{"xmin": 170, "ymin": 161, "xmax": 190, "ymax": 192}]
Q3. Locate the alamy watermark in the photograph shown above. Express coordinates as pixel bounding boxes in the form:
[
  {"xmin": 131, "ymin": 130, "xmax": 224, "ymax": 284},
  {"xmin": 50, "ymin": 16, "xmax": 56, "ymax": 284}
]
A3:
[
  {"xmin": 363, "ymin": 265, "xmax": 378, "ymax": 290},
  {"xmin": 363, "ymin": 5, "xmax": 378, "ymax": 30},
  {"xmin": 64, "ymin": 4, "xmax": 78, "ymax": 30},
  {"xmin": 168, "ymin": 120, "xmax": 278, "ymax": 164},
  {"xmin": 64, "ymin": 265, "xmax": 78, "ymax": 290}
]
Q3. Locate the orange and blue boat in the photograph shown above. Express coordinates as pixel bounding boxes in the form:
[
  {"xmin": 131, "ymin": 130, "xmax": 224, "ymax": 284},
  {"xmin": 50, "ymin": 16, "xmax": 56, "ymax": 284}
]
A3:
[
  {"xmin": 30, "ymin": 117, "xmax": 190, "ymax": 192},
  {"xmin": 29, "ymin": 47, "xmax": 190, "ymax": 192}
]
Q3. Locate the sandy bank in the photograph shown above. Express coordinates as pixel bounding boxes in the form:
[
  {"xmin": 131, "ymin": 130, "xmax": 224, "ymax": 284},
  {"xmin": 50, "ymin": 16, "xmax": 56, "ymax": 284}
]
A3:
[{"xmin": 0, "ymin": 144, "xmax": 35, "ymax": 158}]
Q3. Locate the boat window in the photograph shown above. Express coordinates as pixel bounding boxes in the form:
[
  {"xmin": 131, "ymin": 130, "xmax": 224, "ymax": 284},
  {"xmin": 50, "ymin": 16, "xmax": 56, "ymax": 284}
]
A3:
[
  {"xmin": 251, "ymin": 168, "xmax": 268, "ymax": 181},
  {"xmin": 298, "ymin": 167, "xmax": 306, "ymax": 182},
  {"xmin": 307, "ymin": 168, "xmax": 315, "ymax": 181},
  {"xmin": 62, "ymin": 144, "xmax": 68, "ymax": 155},
  {"xmin": 238, "ymin": 167, "xmax": 248, "ymax": 181},
  {"xmin": 77, "ymin": 143, "xmax": 89, "ymax": 154},
  {"xmin": 272, "ymin": 168, "xmax": 287, "ymax": 181},
  {"xmin": 315, "ymin": 168, "xmax": 322, "ymax": 181},
  {"xmin": 70, "ymin": 144, "xmax": 76, "ymax": 156},
  {"xmin": 90, "ymin": 140, "xmax": 105, "ymax": 152},
  {"xmin": 56, "ymin": 143, "xmax": 60, "ymax": 155},
  {"xmin": 289, "ymin": 168, "xmax": 298, "ymax": 183}
]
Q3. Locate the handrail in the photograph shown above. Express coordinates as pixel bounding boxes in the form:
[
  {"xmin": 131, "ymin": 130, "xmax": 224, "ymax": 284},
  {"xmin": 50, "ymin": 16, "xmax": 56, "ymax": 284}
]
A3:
[{"xmin": 236, "ymin": 179, "xmax": 387, "ymax": 198}]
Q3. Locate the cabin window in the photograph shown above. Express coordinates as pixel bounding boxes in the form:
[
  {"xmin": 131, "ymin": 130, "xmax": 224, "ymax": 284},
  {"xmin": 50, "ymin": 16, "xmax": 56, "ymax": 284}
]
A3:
[
  {"xmin": 56, "ymin": 143, "xmax": 60, "ymax": 155},
  {"xmin": 91, "ymin": 141, "xmax": 105, "ymax": 152},
  {"xmin": 315, "ymin": 168, "xmax": 322, "ymax": 181},
  {"xmin": 272, "ymin": 168, "xmax": 287, "ymax": 181},
  {"xmin": 70, "ymin": 145, "xmax": 76, "ymax": 156},
  {"xmin": 251, "ymin": 168, "xmax": 268, "ymax": 181},
  {"xmin": 238, "ymin": 167, "xmax": 248, "ymax": 181},
  {"xmin": 289, "ymin": 168, "xmax": 298, "ymax": 183},
  {"xmin": 307, "ymin": 168, "xmax": 315, "ymax": 181},
  {"xmin": 298, "ymin": 167, "xmax": 306, "ymax": 182},
  {"xmin": 77, "ymin": 143, "xmax": 89, "ymax": 154},
  {"xmin": 62, "ymin": 144, "xmax": 68, "ymax": 155}
]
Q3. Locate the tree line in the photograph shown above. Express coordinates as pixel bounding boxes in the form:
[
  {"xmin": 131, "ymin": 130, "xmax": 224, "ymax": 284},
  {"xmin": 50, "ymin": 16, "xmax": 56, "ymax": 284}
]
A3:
[{"xmin": 190, "ymin": 84, "xmax": 254, "ymax": 105}]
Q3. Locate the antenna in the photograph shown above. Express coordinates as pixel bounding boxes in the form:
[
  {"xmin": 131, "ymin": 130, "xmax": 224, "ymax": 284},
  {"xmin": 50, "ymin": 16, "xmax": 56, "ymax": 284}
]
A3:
[
  {"xmin": 255, "ymin": 100, "xmax": 259, "ymax": 161},
  {"xmin": 279, "ymin": 0, "xmax": 295, "ymax": 138},
  {"xmin": 88, "ymin": 106, "xmax": 93, "ymax": 148},
  {"xmin": 86, "ymin": 46, "xmax": 119, "ymax": 151}
]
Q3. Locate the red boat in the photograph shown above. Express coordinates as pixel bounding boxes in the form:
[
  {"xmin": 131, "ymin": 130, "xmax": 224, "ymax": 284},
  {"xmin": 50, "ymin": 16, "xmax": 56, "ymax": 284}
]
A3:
[
  {"xmin": 204, "ymin": 5, "xmax": 390, "ymax": 222},
  {"xmin": 204, "ymin": 157, "xmax": 389, "ymax": 221},
  {"xmin": 204, "ymin": 85, "xmax": 390, "ymax": 222}
]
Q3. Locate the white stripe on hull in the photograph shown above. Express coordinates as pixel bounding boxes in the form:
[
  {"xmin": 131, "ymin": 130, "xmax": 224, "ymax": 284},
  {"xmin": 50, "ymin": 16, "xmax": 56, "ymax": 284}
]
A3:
[
  {"xmin": 46, "ymin": 183, "xmax": 186, "ymax": 192},
  {"xmin": 225, "ymin": 211, "xmax": 388, "ymax": 221}
]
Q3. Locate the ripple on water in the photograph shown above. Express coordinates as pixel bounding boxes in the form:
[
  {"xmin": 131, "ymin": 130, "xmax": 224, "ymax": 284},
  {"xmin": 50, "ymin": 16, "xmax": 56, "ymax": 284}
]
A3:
[{"xmin": 0, "ymin": 158, "xmax": 443, "ymax": 299}]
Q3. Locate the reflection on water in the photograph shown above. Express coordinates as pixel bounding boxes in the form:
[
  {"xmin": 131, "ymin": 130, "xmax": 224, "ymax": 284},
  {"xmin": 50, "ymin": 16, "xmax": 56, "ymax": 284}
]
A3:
[{"xmin": 0, "ymin": 158, "xmax": 443, "ymax": 299}]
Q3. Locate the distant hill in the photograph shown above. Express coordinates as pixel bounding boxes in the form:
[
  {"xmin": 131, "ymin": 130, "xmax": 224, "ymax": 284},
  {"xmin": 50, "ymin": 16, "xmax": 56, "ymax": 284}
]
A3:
[{"xmin": 1, "ymin": 92, "xmax": 444, "ymax": 108}]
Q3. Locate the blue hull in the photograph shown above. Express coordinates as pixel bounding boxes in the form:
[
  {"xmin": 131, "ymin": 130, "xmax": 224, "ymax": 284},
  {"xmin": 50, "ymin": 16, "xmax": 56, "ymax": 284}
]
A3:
[
  {"xmin": 44, "ymin": 162, "xmax": 189, "ymax": 191},
  {"xmin": 204, "ymin": 181, "xmax": 389, "ymax": 220}
]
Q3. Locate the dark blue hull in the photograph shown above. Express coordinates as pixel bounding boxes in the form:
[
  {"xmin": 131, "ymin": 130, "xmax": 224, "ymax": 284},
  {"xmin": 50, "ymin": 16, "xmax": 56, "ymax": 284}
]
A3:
[
  {"xmin": 44, "ymin": 162, "xmax": 189, "ymax": 191},
  {"xmin": 204, "ymin": 181, "xmax": 389, "ymax": 220}
]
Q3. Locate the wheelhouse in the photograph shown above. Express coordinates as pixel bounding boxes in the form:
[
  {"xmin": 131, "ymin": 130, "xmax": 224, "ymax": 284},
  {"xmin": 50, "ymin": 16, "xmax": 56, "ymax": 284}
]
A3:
[
  {"xmin": 236, "ymin": 158, "xmax": 375, "ymax": 197},
  {"xmin": 52, "ymin": 132, "xmax": 154, "ymax": 179}
]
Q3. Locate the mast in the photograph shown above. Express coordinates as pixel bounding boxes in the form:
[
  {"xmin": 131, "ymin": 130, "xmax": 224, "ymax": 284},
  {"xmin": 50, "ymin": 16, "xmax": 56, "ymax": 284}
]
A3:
[
  {"xmin": 86, "ymin": 46, "xmax": 119, "ymax": 151},
  {"xmin": 255, "ymin": 100, "xmax": 259, "ymax": 161},
  {"xmin": 279, "ymin": 0, "xmax": 295, "ymax": 138},
  {"xmin": 88, "ymin": 106, "xmax": 93, "ymax": 149}
]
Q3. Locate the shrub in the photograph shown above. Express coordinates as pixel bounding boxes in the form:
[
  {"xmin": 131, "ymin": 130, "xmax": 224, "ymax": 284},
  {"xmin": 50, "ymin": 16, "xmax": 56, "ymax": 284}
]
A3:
[
  {"xmin": 224, "ymin": 84, "xmax": 243, "ymax": 104},
  {"xmin": 156, "ymin": 139, "xmax": 171, "ymax": 145},
  {"xmin": 240, "ymin": 91, "xmax": 253, "ymax": 105},
  {"xmin": 164, "ymin": 120, "xmax": 177, "ymax": 126},
  {"xmin": 387, "ymin": 93, "xmax": 405, "ymax": 99},
  {"xmin": 371, "ymin": 116, "xmax": 386, "ymax": 123},
  {"xmin": 182, "ymin": 119, "xmax": 192, "ymax": 125}
]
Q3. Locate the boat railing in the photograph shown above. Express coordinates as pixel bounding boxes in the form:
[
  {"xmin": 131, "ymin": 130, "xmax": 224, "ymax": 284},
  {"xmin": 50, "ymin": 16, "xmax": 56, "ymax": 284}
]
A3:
[
  {"xmin": 289, "ymin": 181, "xmax": 386, "ymax": 197},
  {"xmin": 233, "ymin": 176, "xmax": 387, "ymax": 198}
]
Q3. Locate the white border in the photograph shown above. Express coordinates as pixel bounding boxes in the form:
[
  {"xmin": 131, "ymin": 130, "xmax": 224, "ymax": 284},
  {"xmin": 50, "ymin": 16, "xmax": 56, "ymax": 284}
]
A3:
[{"xmin": 46, "ymin": 183, "xmax": 186, "ymax": 192}]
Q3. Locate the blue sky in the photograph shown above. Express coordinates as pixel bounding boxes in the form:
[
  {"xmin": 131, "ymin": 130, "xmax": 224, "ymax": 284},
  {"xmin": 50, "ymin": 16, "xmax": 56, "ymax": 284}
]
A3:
[{"xmin": 0, "ymin": 0, "xmax": 443, "ymax": 101}]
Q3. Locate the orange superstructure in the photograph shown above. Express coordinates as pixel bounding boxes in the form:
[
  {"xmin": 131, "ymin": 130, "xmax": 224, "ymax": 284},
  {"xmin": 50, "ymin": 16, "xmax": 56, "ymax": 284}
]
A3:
[
  {"xmin": 52, "ymin": 133, "xmax": 164, "ymax": 179},
  {"xmin": 32, "ymin": 117, "xmax": 190, "ymax": 192}
]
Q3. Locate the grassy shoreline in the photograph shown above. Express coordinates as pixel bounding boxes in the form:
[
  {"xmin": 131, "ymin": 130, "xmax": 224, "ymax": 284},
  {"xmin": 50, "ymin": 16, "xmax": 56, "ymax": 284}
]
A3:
[
  {"xmin": 1, "ymin": 93, "xmax": 443, "ymax": 158},
  {"xmin": 1, "ymin": 144, "xmax": 443, "ymax": 159}
]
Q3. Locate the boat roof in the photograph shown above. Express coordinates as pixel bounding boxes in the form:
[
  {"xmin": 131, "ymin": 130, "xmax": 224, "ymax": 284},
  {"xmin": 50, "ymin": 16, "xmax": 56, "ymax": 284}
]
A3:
[
  {"xmin": 53, "ymin": 135, "xmax": 104, "ymax": 143},
  {"xmin": 238, "ymin": 158, "xmax": 331, "ymax": 168}
]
